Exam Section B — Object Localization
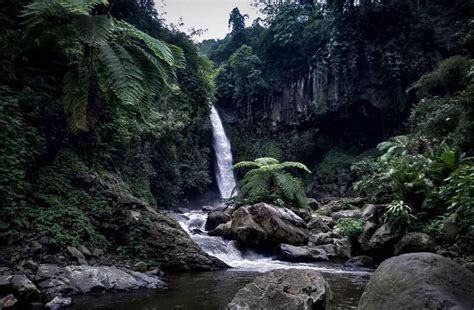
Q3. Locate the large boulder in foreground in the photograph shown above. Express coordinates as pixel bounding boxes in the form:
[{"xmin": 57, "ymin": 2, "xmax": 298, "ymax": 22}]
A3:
[
  {"xmin": 227, "ymin": 269, "xmax": 329, "ymax": 310},
  {"xmin": 358, "ymin": 253, "xmax": 474, "ymax": 310},
  {"xmin": 231, "ymin": 203, "xmax": 309, "ymax": 248}
]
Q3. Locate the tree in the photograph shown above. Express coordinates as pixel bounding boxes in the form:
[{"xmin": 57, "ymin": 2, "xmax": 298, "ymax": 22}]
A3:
[
  {"xmin": 228, "ymin": 8, "xmax": 248, "ymax": 34},
  {"xmin": 228, "ymin": 45, "xmax": 267, "ymax": 123},
  {"xmin": 233, "ymin": 157, "xmax": 311, "ymax": 209},
  {"xmin": 22, "ymin": 0, "xmax": 184, "ymax": 131}
]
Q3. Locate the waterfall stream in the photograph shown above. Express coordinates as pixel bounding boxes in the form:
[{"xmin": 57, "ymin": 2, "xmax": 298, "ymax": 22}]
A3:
[
  {"xmin": 179, "ymin": 105, "xmax": 371, "ymax": 275},
  {"xmin": 209, "ymin": 106, "xmax": 237, "ymax": 199}
]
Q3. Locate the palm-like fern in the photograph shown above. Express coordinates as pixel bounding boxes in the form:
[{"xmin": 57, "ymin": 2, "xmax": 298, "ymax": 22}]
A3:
[
  {"xmin": 233, "ymin": 157, "xmax": 311, "ymax": 209},
  {"xmin": 22, "ymin": 0, "xmax": 184, "ymax": 131}
]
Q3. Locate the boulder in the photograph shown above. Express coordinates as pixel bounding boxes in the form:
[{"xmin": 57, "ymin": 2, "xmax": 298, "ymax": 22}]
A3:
[
  {"xmin": 464, "ymin": 262, "xmax": 474, "ymax": 273},
  {"xmin": 231, "ymin": 203, "xmax": 309, "ymax": 248},
  {"xmin": 332, "ymin": 210, "xmax": 362, "ymax": 222},
  {"xmin": 278, "ymin": 244, "xmax": 329, "ymax": 262},
  {"xmin": 314, "ymin": 244, "xmax": 337, "ymax": 259},
  {"xmin": 78, "ymin": 245, "xmax": 92, "ymax": 259},
  {"xmin": 227, "ymin": 269, "xmax": 329, "ymax": 310},
  {"xmin": 10, "ymin": 275, "xmax": 40, "ymax": 302},
  {"xmin": 133, "ymin": 262, "xmax": 147, "ymax": 273},
  {"xmin": 345, "ymin": 256, "xmax": 374, "ymax": 268},
  {"xmin": 66, "ymin": 247, "xmax": 87, "ymax": 265},
  {"xmin": 45, "ymin": 296, "xmax": 72, "ymax": 309},
  {"xmin": 367, "ymin": 223, "xmax": 401, "ymax": 251},
  {"xmin": 35, "ymin": 264, "xmax": 165, "ymax": 298},
  {"xmin": 307, "ymin": 217, "xmax": 330, "ymax": 233},
  {"xmin": 335, "ymin": 238, "xmax": 352, "ymax": 259},
  {"xmin": 205, "ymin": 211, "xmax": 231, "ymax": 231},
  {"xmin": 291, "ymin": 207, "xmax": 311, "ymax": 223},
  {"xmin": 315, "ymin": 206, "xmax": 332, "ymax": 216},
  {"xmin": 394, "ymin": 232, "xmax": 437, "ymax": 255},
  {"xmin": 361, "ymin": 204, "xmax": 386, "ymax": 223},
  {"xmin": 358, "ymin": 253, "xmax": 474, "ymax": 310},
  {"xmin": 358, "ymin": 221, "xmax": 378, "ymax": 252},
  {"xmin": 309, "ymin": 232, "xmax": 335, "ymax": 246}
]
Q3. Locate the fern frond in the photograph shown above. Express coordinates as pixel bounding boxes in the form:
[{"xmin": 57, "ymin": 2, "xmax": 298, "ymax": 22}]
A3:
[
  {"xmin": 233, "ymin": 161, "xmax": 261, "ymax": 170},
  {"xmin": 278, "ymin": 161, "xmax": 312, "ymax": 173},
  {"xmin": 115, "ymin": 20, "xmax": 185, "ymax": 68},
  {"xmin": 254, "ymin": 157, "xmax": 280, "ymax": 166},
  {"xmin": 72, "ymin": 15, "xmax": 114, "ymax": 47},
  {"xmin": 63, "ymin": 60, "xmax": 98, "ymax": 131},
  {"xmin": 22, "ymin": 0, "xmax": 109, "ymax": 29},
  {"xmin": 98, "ymin": 42, "xmax": 146, "ymax": 107}
]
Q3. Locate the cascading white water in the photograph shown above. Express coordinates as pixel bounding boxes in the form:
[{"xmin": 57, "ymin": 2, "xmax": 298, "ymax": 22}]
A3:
[
  {"xmin": 209, "ymin": 106, "xmax": 237, "ymax": 199},
  {"xmin": 176, "ymin": 211, "xmax": 371, "ymax": 274}
]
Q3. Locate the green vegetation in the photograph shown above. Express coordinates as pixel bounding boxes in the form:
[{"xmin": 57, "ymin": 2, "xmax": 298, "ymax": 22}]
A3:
[
  {"xmin": 352, "ymin": 55, "xmax": 474, "ymax": 235},
  {"xmin": 336, "ymin": 218, "xmax": 365, "ymax": 238},
  {"xmin": 233, "ymin": 157, "xmax": 311, "ymax": 209},
  {"xmin": 0, "ymin": 0, "xmax": 214, "ymax": 248}
]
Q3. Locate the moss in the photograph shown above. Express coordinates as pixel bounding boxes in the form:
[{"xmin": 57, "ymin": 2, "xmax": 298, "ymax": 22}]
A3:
[{"xmin": 318, "ymin": 149, "xmax": 367, "ymax": 177}]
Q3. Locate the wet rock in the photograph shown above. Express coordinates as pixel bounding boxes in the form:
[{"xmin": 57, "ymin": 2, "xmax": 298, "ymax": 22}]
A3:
[
  {"xmin": 357, "ymin": 221, "xmax": 378, "ymax": 252},
  {"xmin": 332, "ymin": 210, "xmax": 362, "ymax": 222},
  {"xmin": 205, "ymin": 211, "xmax": 231, "ymax": 231},
  {"xmin": 315, "ymin": 206, "xmax": 332, "ymax": 216},
  {"xmin": 358, "ymin": 253, "xmax": 474, "ymax": 310},
  {"xmin": 91, "ymin": 248, "xmax": 104, "ymax": 258},
  {"xmin": 0, "ymin": 294, "xmax": 17, "ymax": 308},
  {"xmin": 134, "ymin": 262, "xmax": 147, "ymax": 273},
  {"xmin": 360, "ymin": 204, "xmax": 385, "ymax": 223},
  {"xmin": 24, "ymin": 260, "xmax": 39, "ymax": 272},
  {"xmin": 307, "ymin": 217, "xmax": 330, "ymax": 233},
  {"xmin": 227, "ymin": 269, "xmax": 329, "ymax": 310},
  {"xmin": 177, "ymin": 207, "xmax": 190, "ymax": 214},
  {"xmin": 291, "ymin": 207, "xmax": 311, "ymax": 223},
  {"xmin": 77, "ymin": 246, "xmax": 92, "ymax": 259},
  {"xmin": 278, "ymin": 244, "xmax": 328, "ymax": 262},
  {"xmin": 368, "ymin": 223, "xmax": 401, "ymax": 251},
  {"xmin": 464, "ymin": 262, "xmax": 474, "ymax": 273},
  {"xmin": 345, "ymin": 256, "xmax": 374, "ymax": 268},
  {"xmin": 307, "ymin": 198, "xmax": 321, "ymax": 210},
  {"xmin": 66, "ymin": 247, "xmax": 87, "ymax": 265},
  {"xmin": 314, "ymin": 244, "xmax": 337, "ymax": 259},
  {"xmin": 45, "ymin": 296, "xmax": 72, "ymax": 309},
  {"xmin": 36, "ymin": 265, "xmax": 165, "ymax": 297},
  {"xmin": 136, "ymin": 207, "xmax": 228, "ymax": 271},
  {"xmin": 10, "ymin": 275, "xmax": 40, "ymax": 302},
  {"xmin": 394, "ymin": 232, "xmax": 437, "ymax": 255},
  {"xmin": 231, "ymin": 203, "xmax": 309, "ymax": 248},
  {"xmin": 309, "ymin": 232, "xmax": 334, "ymax": 246},
  {"xmin": 42, "ymin": 255, "xmax": 58, "ymax": 265},
  {"xmin": 335, "ymin": 238, "xmax": 352, "ymax": 259}
]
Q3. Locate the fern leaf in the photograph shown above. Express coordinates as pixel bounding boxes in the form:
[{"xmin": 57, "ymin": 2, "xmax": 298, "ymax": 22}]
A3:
[
  {"xmin": 233, "ymin": 161, "xmax": 261, "ymax": 170},
  {"xmin": 72, "ymin": 15, "xmax": 114, "ymax": 47}
]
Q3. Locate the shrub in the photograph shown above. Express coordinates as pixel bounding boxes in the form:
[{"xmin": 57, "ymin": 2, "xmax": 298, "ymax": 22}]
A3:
[
  {"xmin": 440, "ymin": 163, "xmax": 474, "ymax": 234},
  {"xmin": 318, "ymin": 149, "xmax": 362, "ymax": 177},
  {"xmin": 336, "ymin": 218, "xmax": 365, "ymax": 238},
  {"xmin": 233, "ymin": 157, "xmax": 311, "ymax": 209},
  {"xmin": 384, "ymin": 200, "xmax": 417, "ymax": 233},
  {"xmin": 414, "ymin": 56, "xmax": 470, "ymax": 98}
]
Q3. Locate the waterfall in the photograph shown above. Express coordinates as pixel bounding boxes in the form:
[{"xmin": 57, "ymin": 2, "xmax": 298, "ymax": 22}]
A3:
[{"xmin": 209, "ymin": 106, "xmax": 237, "ymax": 199}]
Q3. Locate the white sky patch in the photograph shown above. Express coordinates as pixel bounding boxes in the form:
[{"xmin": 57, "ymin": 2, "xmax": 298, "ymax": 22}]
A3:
[{"xmin": 157, "ymin": 0, "xmax": 263, "ymax": 41}]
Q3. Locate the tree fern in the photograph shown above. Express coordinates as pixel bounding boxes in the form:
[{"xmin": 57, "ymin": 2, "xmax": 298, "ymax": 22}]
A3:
[
  {"xmin": 234, "ymin": 157, "xmax": 311, "ymax": 209},
  {"xmin": 22, "ymin": 0, "xmax": 185, "ymax": 131}
]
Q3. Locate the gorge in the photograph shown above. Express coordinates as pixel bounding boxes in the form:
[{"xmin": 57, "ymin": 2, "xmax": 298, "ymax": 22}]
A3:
[{"xmin": 1, "ymin": 0, "xmax": 474, "ymax": 309}]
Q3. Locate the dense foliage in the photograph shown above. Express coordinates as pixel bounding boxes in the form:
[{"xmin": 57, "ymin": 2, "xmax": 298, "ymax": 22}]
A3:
[
  {"xmin": 352, "ymin": 55, "xmax": 474, "ymax": 235},
  {"xmin": 0, "ymin": 0, "xmax": 215, "ymax": 248}
]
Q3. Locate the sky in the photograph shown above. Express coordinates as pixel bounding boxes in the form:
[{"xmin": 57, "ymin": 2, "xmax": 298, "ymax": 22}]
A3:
[{"xmin": 156, "ymin": 0, "xmax": 263, "ymax": 41}]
